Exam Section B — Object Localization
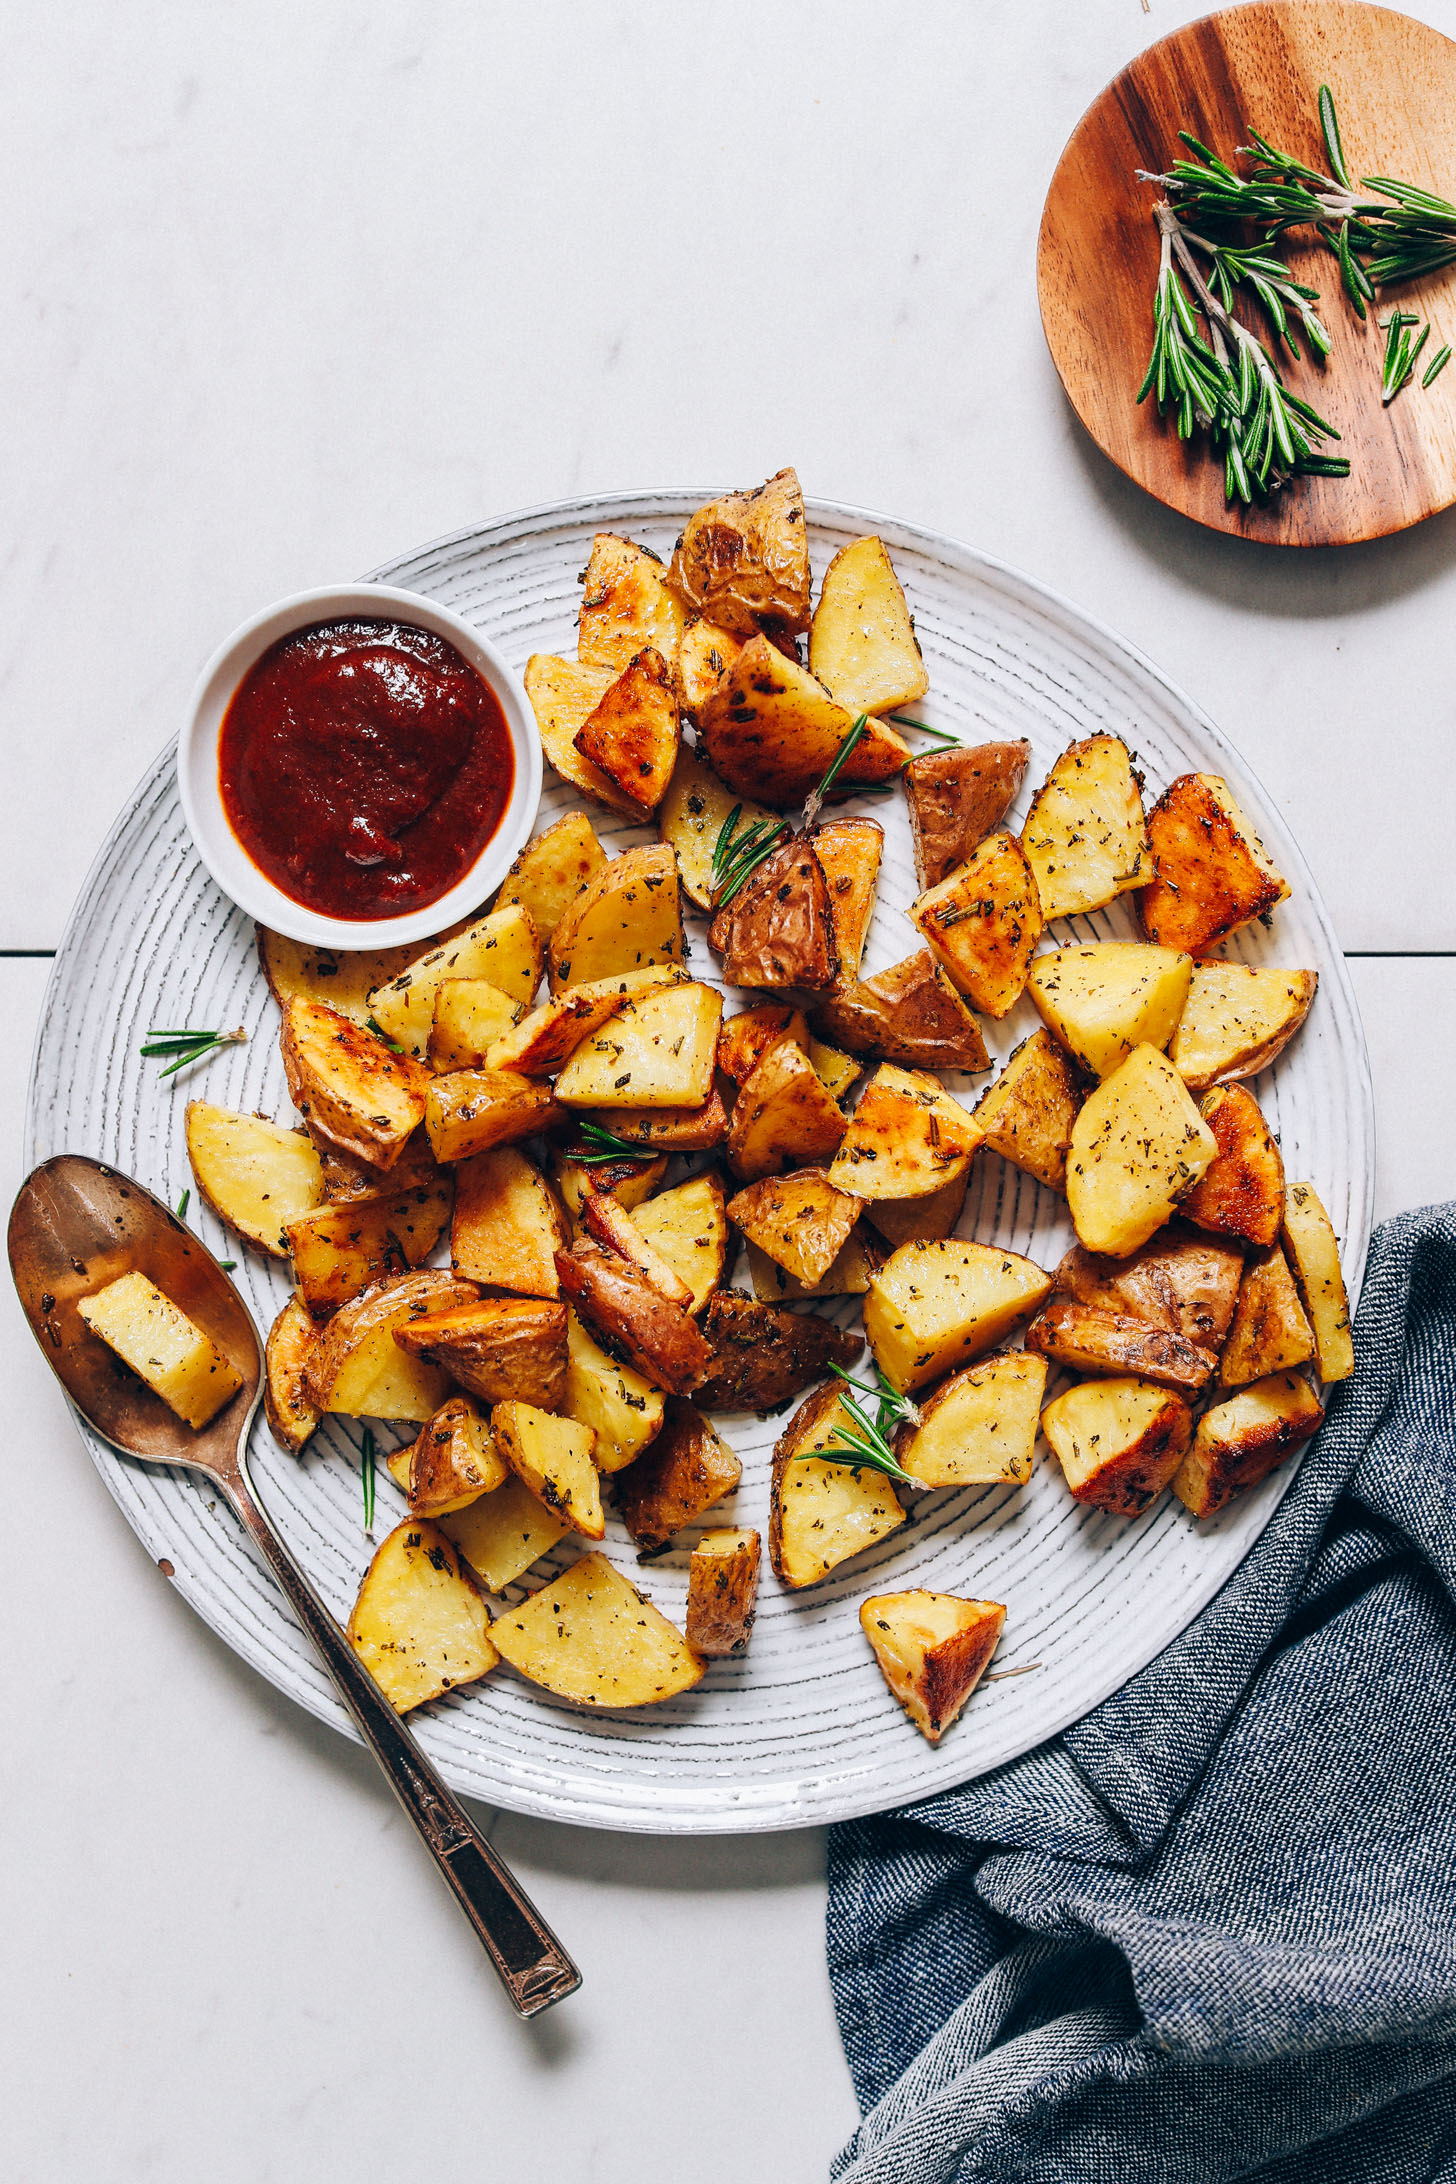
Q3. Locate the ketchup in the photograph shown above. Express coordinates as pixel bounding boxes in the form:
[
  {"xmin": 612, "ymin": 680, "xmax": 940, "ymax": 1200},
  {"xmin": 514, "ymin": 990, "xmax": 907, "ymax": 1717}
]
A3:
[{"xmin": 218, "ymin": 617, "xmax": 514, "ymax": 920}]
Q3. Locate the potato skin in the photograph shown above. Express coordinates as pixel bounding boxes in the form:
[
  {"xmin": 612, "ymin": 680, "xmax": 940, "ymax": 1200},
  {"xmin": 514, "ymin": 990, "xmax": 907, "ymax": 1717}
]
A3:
[
  {"xmin": 685, "ymin": 1531, "xmax": 761, "ymax": 1656},
  {"xmin": 264, "ymin": 1291, "xmax": 321, "ymax": 1453},
  {"xmin": 1174, "ymin": 1371, "xmax": 1324, "ymax": 1517},
  {"xmin": 904, "ymin": 743, "xmax": 1031, "ymax": 891},
  {"xmin": 303, "ymin": 1271, "xmax": 479, "ymax": 1411},
  {"xmin": 1024, "ymin": 1298, "xmax": 1217, "ymax": 1395},
  {"xmin": 1053, "ymin": 1225, "xmax": 1244, "ymax": 1353},
  {"xmin": 708, "ymin": 834, "xmax": 839, "ymax": 991},
  {"xmin": 555, "ymin": 1238, "xmax": 714, "ymax": 1396},
  {"xmin": 392, "ymin": 1297, "xmax": 569, "ymax": 1411},
  {"xmin": 692, "ymin": 1292, "xmax": 863, "ymax": 1412},
  {"xmin": 668, "ymin": 467, "xmax": 813, "ymax": 635},
  {"xmin": 812, "ymin": 951, "xmax": 990, "ymax": 1073},
  {"xmin": 613, "ymin": 1399, "xmax": 743, "ymax": 1558}
]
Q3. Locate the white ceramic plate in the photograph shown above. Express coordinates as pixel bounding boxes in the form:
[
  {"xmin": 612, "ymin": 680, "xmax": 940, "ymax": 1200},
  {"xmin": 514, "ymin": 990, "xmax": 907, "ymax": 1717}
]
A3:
[{"xmin": 25, "ymin": 493, "xmax": 1374, "ymax": 1833}]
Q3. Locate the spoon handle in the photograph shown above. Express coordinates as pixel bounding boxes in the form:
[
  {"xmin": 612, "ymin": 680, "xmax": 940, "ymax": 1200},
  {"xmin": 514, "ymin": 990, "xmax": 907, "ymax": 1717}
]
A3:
[{"xmin": 223, "ymin": 1463, "xmax": 582, "ymax": 2018}]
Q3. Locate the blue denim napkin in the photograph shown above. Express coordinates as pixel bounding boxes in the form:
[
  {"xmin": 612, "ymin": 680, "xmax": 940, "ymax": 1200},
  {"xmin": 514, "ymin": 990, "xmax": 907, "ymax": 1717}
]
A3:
[{"xmin": 828, "ymin": 1203, "xmax": 1456, "ymax": 2182}]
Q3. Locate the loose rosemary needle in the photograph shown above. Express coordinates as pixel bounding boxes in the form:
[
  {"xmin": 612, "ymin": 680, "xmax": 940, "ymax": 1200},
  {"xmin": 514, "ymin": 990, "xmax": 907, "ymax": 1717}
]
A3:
[
  {"xmin": 571, "ymin": 1121, "xmax": 659, "ymax": 1166},
  {"xmin": 361, "ymin": 1428, "xmax": 378, "ymax": 1533},
  {"xmin": 141, "ymin": 1025, "xmax": 247, "ymax": 1079},
  {"xmin": 175, "ymin": 1188, "xmax": 190, "ymax": 1220}
]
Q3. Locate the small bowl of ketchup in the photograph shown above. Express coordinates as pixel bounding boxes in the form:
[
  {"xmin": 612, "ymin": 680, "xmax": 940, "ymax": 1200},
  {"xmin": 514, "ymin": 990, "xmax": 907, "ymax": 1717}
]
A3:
[{"xmin": 178, "ymin": 584, "xmax": 542, "ymax": 947}]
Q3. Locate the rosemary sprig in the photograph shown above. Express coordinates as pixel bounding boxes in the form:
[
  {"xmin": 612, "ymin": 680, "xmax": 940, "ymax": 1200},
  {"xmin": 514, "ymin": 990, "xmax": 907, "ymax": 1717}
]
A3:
[
  {"xmin": 1381, "ymin": 311, "xmax": 1430, "ymax": 403},
  {"xmin": 361, "ymin": 1428, "xmax": 377, "ymax": 1532},
  {"xmin": 801, "ymin": 714, "xmax": 870, "ymax": 829},
  {"xmin": 141, "ymin": 1026, "xmax": 247, "ymax": 1080},
  {"xmin": 710, "ymin": 714, "xmax": 873, "ymax": 909},
  {"xmin": 175, "ymin": 1188, "xmax": 190, "ymax": 1220},
  {"xmin": 571, "ymin": 1121, "xmax": 658, "ymax": 1166},
  {"xmin": 816, "ymin": 1365, "xmax": 916, "ymax": 1486}
]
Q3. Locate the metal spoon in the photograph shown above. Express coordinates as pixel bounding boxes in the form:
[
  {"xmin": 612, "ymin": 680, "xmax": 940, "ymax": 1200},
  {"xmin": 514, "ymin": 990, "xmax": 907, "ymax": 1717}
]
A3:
[{"xmin": 8, "ymin": 1154, "xmax": 581, "ymax": 2019}]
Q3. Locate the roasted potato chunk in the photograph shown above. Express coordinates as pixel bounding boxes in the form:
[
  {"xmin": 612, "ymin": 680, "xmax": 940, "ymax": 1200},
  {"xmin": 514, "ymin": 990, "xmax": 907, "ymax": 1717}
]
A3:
[
  {"xmin": 491, "ymin": 1552, "xmax": 703, "ymax": 1707},
  {"xmin": 493, "ymin": 1399, "xmax": 603, "ymax": 1539},
  {"xmin": 903, "ymin": 742, "xmax": 1032, "ymax": 892},
  {"xmin": 304, "ymin": 1271, "xmax": 478, "ymax": 1422},
  {"xmin": 257, "ymin": 925, "xmax": 423, "ymax": 1026},
  {"xmin": 347, "ymin": 1520, "xmax": 496, "ymax": 1713},
  {"xmin": 811, "ymin": 816, "xmax": 883, "ymax": 982},
  {"xmin": 1282, "ymin": 1181, "xmax": 1354, "ymax": 1383},
  {"xmin": 717, "ymin": 1004, "xmax": 808, "ymax": 1088},
  {"xmin": 657, "ymin": 742, "xmax": 776, "ymax": 912},
  {"xmin": 726, "ymin": 1037, "xmax": 848, "ymax": 1181},
  {"xmin": 185, "ymin": 1104, "xmax": 324, "ymax": 1257},
  {"xmin": 970, "ymin": 1030, "xmax": 1085, "ymax": 1192},
  {"xmin": 708, "ymin": 834, "xmax": 839, "ymax": 991},
  {"xmin": 1219, "ymin": 1246, "xmax": 1316, "ymax": 1388},
  {"xmin": 574, "ymin": 646, "xmax": 681, "ymax": 812},
  {"xmin": 426, "ymin": 979, "xmax": 521, "ymax": 1072},
  {"xmin": 613, "ymin": 1399, "xmax": 742, "ymax": 1558},
  {"xmin": 727, "ymin": 1168, "xmax": 864, "ymax": 1288},
  {"xmin": 863, "ymin": 1169, "xmax": 969, "ymax": 1251},
  {"xmin": 912, "ymin": 828, "xmax": 1043, "ymax": 1018},
  {"xmin": 578, "ymin": 1089, "xmax": 729, "ymax": 1151},
  {"xmin": 287, "ymin": 1172, "xmax": 453, "ymax": 1316},
  {"xmin": 555, "ymin": 980, "xmax": 722, "ymax": 1110},
  {"xmin": 486, "ymin": 966, "xmax": 680, "ymax": 1077},
  {"xmin": 562, "ymin": 1308, "xmax": 666, "ymax": 1473},
  {"xmin": 1052, "ymin": 1225, "xmax": 1244, "ymax": 1352},
  {"xmin": 578, "ymin": 1186, "xmax": 694, "ymax": 1309},
  {"xmin": 629, "ymin": 1173, "xmax": 728, "ymax": 1314},
  {"xmin": 577, "ymin": 532, "xmax": 687, "ymax": 673},
  {"xmin": 744, "ymin": 1228, "xmax": 880, "ymax": 1301},
  {"xmin": 812, "ymin": 950, "xmax": 990, "ymax": 1073},
  {"xmin": 1181, "ymin": 1085, "xmax": 1285, "ymax": 1249},
  {"xmin": 686, "ymin": 1529, "xmax": 761, "ymax": 1656},
  {"xmin": 1140, "ymin": 774, "xmax": 1291, "ymax": 953},
  {"xmin": 555, "ymin": 1238, "xmax": 713, "ymax": 1396},
  {"xmin": 893, "ymin": 1351, "xmax": 1046, "ymax": 1487},
  {"xmin": 808, "ymin": 535, "xmax": 928, "ymax": 715},
  {"xmin": 547, "ymin": 842, "xmax": 685, "ymax": 994},
  {"xmin": 315, "ymin": 1128, "xmax": 439, "ymax": 1206},
  {"xmin": 423, "ymin": 1069, "xmax": 560, "ymax": 1163},
  {"xmin": 393, "ymin": 1297, "xmax": 568, "ymax": 1411},
  {"xmin": 861, "ymin": 1591, "xmax": 1006, "ymax": 1743},
  {"xmin": 693, "ymin": 1291, "xmax": 863, "ymax": 1412},
  {"xmin": 495, "ymin": 809, "xmax": 606, "ymax": 945},
  {"xmin": 1026, "ymin": 942, "xmax": 1191, "ymax": 1084},
  {"xmin": 668, "ymin": 467, "xmax": 812, "ymax": 635},
  {"xmin": 281, "ymin": 999, "xmax": 428, "ymax": 1171},
  {"xmin": 1173, "ymin": 1371, "xmax": 1324, "ymax": 1518},
  {"xmin": 865, "ymin": 1238, "xmax": 1052, "ymax": 1393},
  {"xmin": 407, "ymin": 1395, "xmax": 508, "ymax": 1515},
  {"xmin": 368, "ymin": 904, "xmax": 543, "ymax": 1055},
  {"xmin": 769, "ymin": 1383, "xmax": 905, "ymax": 1587},
  {"xmin": 1066, "ymin": 1045, "xmax": 1218, "ymax": 1256},
  {"xmin": 1041, "ymin": 1377, "xmax": 1193, "ymax": 1515},
  {"xmin": 808, "ymin": 1036, "xmax": 861, "ymax": 1102},
  {"xmin": 450, "ymin": 1147, "xmax": 567, "ymax": 1298},
  {"xmin": 1025, "ymin": 1299, "xmax": 1217, "ymax": 1396},
  {"xmin": 676, "ymin": 615, "xmax": 748, "ymax": 713},
  {"xmin": 264, "ymin": 1291, "xmax": 321, "ymax": 1453},
  {"xmin": 550, "ymin": 1145, "xmax": 668, "ymax": 1224},
  {"xmin": 1021, "ymin": 734, "xmax": 1149, "ymax": 921},
  {"xmin": 523, "ymin": 654, "xmax": 639, "ymax": 817},
  {"xmin": 1169, "ymin": 962, "xmax": 1318, "ymax": 1091},
  {"xmin": 826, "ymin": 1063, "xmax": 980, "ymax": 1202},
  {"xmin": 440, "ymin": 1476, "xmax": 567, "ymax": 1592},
  {"xmin": 79, "ymin": 1271, "xmax": 243, "ymax": 1430},
  {"xmin": 697, "ymin": 635, "xmax": 910, "ymax": 807}
]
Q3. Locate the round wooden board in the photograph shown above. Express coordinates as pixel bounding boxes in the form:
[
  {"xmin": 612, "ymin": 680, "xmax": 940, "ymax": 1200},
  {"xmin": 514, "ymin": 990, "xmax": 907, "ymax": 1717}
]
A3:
[{"xmin": 1038, "ymin": 1, "xmax": 1456, "ymax": 545}]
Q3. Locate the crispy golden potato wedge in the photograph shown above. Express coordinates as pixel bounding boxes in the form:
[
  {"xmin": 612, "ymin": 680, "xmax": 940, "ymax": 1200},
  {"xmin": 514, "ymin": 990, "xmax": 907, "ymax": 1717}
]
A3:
[
  {"xmin": 550, "ymin": 1145, "xmax": 668, "ymax": 1223},
  {"xmin": 1140, "ymin": 774, "xmax": 1291, "ymax": 953},
  {"xmin": 808, "ymin": 1036, "xmax": 861, "ymax": 1101},
  {"xmin": 577, "ymin": 532, "xmax": 687, "ymax": 673},
  {"xmin": 491, "ymin": 1552, "xmax": 703, "ymax": 1707},
  {"xmin": 903, "ymin": 742, "xmax": 1032, "ymax": 893},
  {"xmin": 708, "ymin": 834, "xmax": 839, "ymax": 991},
  {"xmin": 554, "ymin": 981, "xmax": 722, "ymax": 1110},
  {"xmin": 281, "ymin": 999, "xmax": 428, "ymax": 1170},
  {"xmin": 686, "ymin": 1529, "xmax": 761, "ymax": 1657},
  {"xmin": 578, "ymin": 1089, "xmax": 730, "ymax": 1152},
  {"xmin": 657, "ymin": 741, "xmax": 775, "ymax": 911},
  {"xmin": 860, "ymin": 1591, "xmax": 1006, "ymax": 1743},
  {"xmin": 393, "ymin": 1296, "xmax": 568, "ymax": 1411},
  {"xmin": 264, "ymin": 1291, "xmax": 321, "ymax": 1453},
  {"xmin": 1026, "ymin": 943, "xmax": 1192, "ymax": 1083},
  {"xmin": 347, "ymin": 1519, "xmax": 496, "ymax": 1712},
  {"xmin": 407, "ymin": 1394, "xmax": 508, "ymax": 1516},
  {"xmin": 492, "ymin": 1399, "xmax": 603, "ymax": 1539},
  {"xmin": 1022, "ymin": 734, "xmax": 1150, "ymax": 922},
  {"xmin": 727, "ymin": 1167, "xmax": 864, "ymax": 1287},
  {"xmin": 555, "ymin": 1238, "xmax": 714, "ymax": 1396},
  {"xmin": 1053, "ymin": 1225, "xmax": 1244, "ymax": 1353},
  {"xmin": 912, "ymin": 828, "xmax": 1043, "ymax": 1018},
  {"xmin": 287, "ymin": 1173, "xmax": 453, "ymax": 1316},
  {"xmin": 667, "ymin": 467, "xmax": 812, "ymax": 635},
  {"xmin": 676, "ymin": 615, "xmax": 748, "ymax": 713},
  {"xmin": 303, "ymin": 1271, "xmax": 477, "ymax": 1421},
  {"xmin": 744, "ymin": 1228, "xmax": 880, "ymax": 1301},
  {"xmin": 315, "ymin": 1128, "xmax": 439, "ymax": 1206},
  {"xmin": 562, "ymin": 1307, "xmax": 666, "ymax": 1473},
  {"xmin": 1282, "ymin": 1181, "xmax": 1354, "ymax": 1383},
  {"xmin": 893, "ymin": 1352, "xmax": 1045, "ymax": 1487},
  {"xmin": 826, "ymin": 1063, "xmax": 980, "ymax": 1202},
  {"xmin": 812, "ymin": 950, "xmax": 990, "ymax": 1073},
  {"xmin": 1025, "ymin": 1299, "xmax": 1217, "ymax": 1396},
  {"xmin": 629, "ymin": 1173, "xmax": 728, "ymax": 1315},
  {"xmin": 971, "ymin": 1030, "xmax": 1085, "ymax": 1192},
  {"xmin": 717, "ymin": 1004, "xmax": 808, "ymax": 1087},
  {"xmin": 808, "ymin": 535, "xmax": 928, "ymax": 716},
  {"xmin": 1181, "ymin": 1084, "xmax": 1285, "ymax": 1249},
  {"xmin": 257, "ymin": 926, "xmax": 423, "ymax": 1025},
  {"xmin": 427, "ymin": 979, "xmax": 522, "ymax": 1072},
  {"xmin": 1066, "ymin": 1044, "xmax": 1217, "ymax": 1256},
  {"xmin": 863, "ymin": 1169, "xmax": 969, "ymax": 1251},
  {"xmin": 523, "ymin": 654, "xmax": 639, "ymax": 817},
  {"xmin": 423, "ymin": 1068, "xmax": 561, "ymax": 1163},
  {"xmin": 79, "ymin": 1271, "xmax": 243, "ymax": 1429},
  {"xmin": 547, "ymin": 842, "xmax": 684, "ymax": 994},
  {"xmin": 1041, "ymin": 1377, "xmax": 1193, "ymax": 1515},
  {"xmin": 769, "ymin": 1383, "xmax": 905, "ymax": 1587},
  {"xmin": 1169, "ymin": 962, "xmax": 1318, "ymax": 1091},
  {"xmin": 440, "ymin": 1475, "xmax": 568, "ymax": 1592},
  {"xmin": 579, "ymin": 1186, "xmax": 694, "ymax": 1309},
  {"xmin": 865, "ymin": 1238, "xmax": 1052, "ymax": 1393},
  {"xmin": 698, "ymin": 635, "xmax": 910, "ymax": 806},
  {"xmin": 486, "ymin": 966, "xmax": 681, "ymax": 1077},
  {"xmin": 812, "ymin": 816, "xmax": 883, "ymax": 982},
  {"xmin": 574, "ymin": 645, "xmax": 681, "ymax": 812},
  {"xmin": 495, "ymin": 809, "xmax": 607, "ymax": 945},
  {"xmin": 450, "ymin": 1146, "xmax": 567, "ymax": 1298},
  {"xmin": 726, "ymin": 1037, "xmax": 849, "ymax": 1181},
  {"xmin": 1174, "ymin": 1371, "xmax": 1324, "ymax": 1518},
  {"xmin": 368, "ymin": 905, "xmax": 543, "ymax": 1055},
  {"xmin": 693, "ymin": 1291, "xmax": 863, "ymax": 1411},
  {"xmin": 185, "ymin": 1103, "xmax": 324, "ymax": 1257},
  {"xmin": 614, "ymin": 1399, "xmax": 742, "ymax": 1558},
  {"xmin": 1219, "ymin": 1246, "xmax": 1316, "ymax": 1388}
]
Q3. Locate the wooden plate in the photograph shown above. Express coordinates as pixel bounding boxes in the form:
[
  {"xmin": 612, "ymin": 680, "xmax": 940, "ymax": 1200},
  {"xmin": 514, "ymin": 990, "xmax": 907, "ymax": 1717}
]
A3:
[{"xmin": 1038, "ymin": 1, "xmax": 1456, "ymax": 545}]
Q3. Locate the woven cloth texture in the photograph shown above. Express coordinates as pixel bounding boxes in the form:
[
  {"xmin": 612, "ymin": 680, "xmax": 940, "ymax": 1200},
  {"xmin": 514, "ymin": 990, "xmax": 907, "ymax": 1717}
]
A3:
[{"xmin": 828, "ymin": 1203, "xmax": 1456, "ymax": 2183}]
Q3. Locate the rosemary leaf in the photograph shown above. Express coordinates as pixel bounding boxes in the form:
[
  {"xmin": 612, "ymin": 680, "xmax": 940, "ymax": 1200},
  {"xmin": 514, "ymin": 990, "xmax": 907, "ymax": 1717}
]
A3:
[{"xmin": 361, "ymin": 1429, "xmax": 377, "ymax": 1533}]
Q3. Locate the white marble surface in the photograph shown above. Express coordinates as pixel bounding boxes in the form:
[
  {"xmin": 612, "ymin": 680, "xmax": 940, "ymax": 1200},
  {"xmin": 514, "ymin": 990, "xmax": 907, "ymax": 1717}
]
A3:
[{"xmin": 7, "ymin": 2, "xmax": 1456, "ymax": 2177}]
